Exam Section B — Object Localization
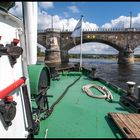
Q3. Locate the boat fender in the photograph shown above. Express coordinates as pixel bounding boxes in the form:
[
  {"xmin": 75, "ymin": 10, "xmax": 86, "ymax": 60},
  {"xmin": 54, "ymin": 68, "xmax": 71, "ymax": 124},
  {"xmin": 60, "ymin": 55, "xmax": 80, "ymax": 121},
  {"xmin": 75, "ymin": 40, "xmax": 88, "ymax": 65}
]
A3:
[
  {"xmin": 0, "ymin": 97, "xmax": 17, "ymax": 128},
  {"xmin": 0, "ymin": 77, "xmax": 25, "ymax": 128},
  {"xmin": 0, "ymin": 41, "xmax": 23, "ymax": 67}
]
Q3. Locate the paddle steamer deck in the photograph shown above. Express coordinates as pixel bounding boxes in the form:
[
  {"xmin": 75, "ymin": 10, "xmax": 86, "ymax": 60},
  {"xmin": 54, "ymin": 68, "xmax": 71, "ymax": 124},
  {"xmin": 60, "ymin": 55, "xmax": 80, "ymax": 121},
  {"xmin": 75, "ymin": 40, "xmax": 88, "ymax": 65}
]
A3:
[{"xmin": 33, "ymin": 71, "xmax": 136, "ymax": 138}]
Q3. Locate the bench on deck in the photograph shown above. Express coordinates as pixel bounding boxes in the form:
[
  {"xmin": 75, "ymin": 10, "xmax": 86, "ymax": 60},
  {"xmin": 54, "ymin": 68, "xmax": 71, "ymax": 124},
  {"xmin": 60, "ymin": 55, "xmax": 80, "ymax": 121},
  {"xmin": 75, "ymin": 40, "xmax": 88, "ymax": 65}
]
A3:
[
  {"xmin": 108, "ymin": 112, "xmax": 140, "ymax": 138},
  {"xmin": 56, "ymin": 66, "xmax": 74, "ymax": 73}
]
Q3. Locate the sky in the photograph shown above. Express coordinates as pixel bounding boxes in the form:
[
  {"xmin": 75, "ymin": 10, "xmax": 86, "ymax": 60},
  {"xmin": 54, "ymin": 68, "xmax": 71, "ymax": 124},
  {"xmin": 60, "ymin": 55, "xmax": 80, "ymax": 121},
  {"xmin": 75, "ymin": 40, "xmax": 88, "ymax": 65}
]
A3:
[{"xmin": 9, "ymin": 1, "xmax": 140, "ymax": 54}]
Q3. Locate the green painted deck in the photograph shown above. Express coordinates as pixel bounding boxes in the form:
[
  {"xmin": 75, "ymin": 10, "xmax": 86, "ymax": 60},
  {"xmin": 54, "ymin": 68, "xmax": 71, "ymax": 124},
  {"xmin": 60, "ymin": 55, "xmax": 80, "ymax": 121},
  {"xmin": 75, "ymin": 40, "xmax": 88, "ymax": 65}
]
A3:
[{"xmin": 34, "ymin": 71, "xmax": 131, "ymax": 138}]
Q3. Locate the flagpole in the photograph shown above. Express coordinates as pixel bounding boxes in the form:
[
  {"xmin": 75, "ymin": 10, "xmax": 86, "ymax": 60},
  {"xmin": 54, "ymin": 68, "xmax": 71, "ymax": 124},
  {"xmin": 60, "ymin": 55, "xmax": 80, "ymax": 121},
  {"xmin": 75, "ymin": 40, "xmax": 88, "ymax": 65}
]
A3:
[
  {"xmin": 70, "ymin": 15, "xmax": 83, "ymax": 70},
  {"xmin": 80, "ymin": 15, "xmax": 84, "ymax": 70}
]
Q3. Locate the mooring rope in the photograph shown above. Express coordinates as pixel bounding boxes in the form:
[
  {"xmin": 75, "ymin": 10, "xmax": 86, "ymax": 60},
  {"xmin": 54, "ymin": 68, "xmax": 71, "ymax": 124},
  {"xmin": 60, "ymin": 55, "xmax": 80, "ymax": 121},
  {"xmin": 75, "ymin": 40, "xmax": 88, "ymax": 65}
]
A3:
[
  {"xmin": 82, "ymin": 84, "xmax": 113, "ymax": 100},
  {"xmin": 45, "ymin": 75, "xmax": 81, "ymax": 118}
]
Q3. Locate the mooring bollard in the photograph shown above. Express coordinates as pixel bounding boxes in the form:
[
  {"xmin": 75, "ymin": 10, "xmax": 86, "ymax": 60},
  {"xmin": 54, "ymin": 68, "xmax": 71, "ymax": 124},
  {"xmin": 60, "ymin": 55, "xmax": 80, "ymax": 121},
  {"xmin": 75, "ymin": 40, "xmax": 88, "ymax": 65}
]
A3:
[
  {"xmin": 126, "ymin": 81, "xmax": 136, "ymax": 96},
  {"xmin": 137, "ymin": 85, "xmax": 140, "ymax": 102},
  {"xmin": 91, "ymin": 67, "xmax": 96, "ymax": 78}
]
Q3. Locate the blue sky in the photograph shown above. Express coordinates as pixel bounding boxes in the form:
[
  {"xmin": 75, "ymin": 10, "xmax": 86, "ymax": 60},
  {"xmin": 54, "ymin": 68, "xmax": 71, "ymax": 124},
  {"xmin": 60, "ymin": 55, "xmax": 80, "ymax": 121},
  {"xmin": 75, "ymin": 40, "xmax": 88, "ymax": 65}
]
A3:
[
  {"xmin": 45, "ymin": 2, "xmax": 140, "ymax": 26},
  {"xmin": 9, "ymin": 2, "xmax": 140, "ymax": 54}
]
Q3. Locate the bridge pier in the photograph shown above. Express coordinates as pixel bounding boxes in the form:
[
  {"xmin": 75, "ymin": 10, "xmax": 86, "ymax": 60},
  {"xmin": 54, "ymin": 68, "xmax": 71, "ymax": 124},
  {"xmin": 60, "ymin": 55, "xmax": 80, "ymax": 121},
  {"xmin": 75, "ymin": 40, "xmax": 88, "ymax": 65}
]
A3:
[
  {"xmin": 45, "ymin": 49, "xmax": 61, "ymax": 64},
  {"xmin": 118, "ymin": 46, "xmax": 134, "ymax": 64},
  {"xmin": 44, "ymin": 35, "xmax": 61, "ymax": 64},
  {"xmin": 61, "ymin": 50, "xmax": 69, "ymax": 63}
]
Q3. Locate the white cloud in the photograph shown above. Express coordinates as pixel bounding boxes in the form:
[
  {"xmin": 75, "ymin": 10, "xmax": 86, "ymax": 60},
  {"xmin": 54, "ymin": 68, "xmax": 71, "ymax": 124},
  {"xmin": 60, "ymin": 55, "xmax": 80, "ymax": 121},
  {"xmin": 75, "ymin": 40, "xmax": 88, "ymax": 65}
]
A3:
[
  {"xmin": 68, "ymin": 5, "xmax": 80, "ymax": 13},
  {"xmin": 102, "ymin": 14, "xmax": 140, "ymax": 29},
  {"xmin": 9, "ymin": 2, "xmax": 140, "ymax": 54},
  {"xmin": 83, "ymin": 21, "xmax": 98, "ymax": 30},
  {"xmin": 9, "ymin": 2, "xmax": 140, "ymax": 31},
  {"xmin": 38, "ymin": 2, "xmax": 54, "ymax": 10},
  {"xmin": 9, "ymin": 2, "xmax": 54, "ymax": 19},
  {"xmin": 37, "ymin": 10, "xmax": 51, "ymax": 30},
  {"xmin": 69, "ymin": 43, "xmax": 118, "ymax": 54},
  {"xmin": 9, "ymin": 2, "xmax": 22, "ymax": 19},
  {"xmin": 37, "ymin": 9, "xmax": 99, "ymax": 31}
]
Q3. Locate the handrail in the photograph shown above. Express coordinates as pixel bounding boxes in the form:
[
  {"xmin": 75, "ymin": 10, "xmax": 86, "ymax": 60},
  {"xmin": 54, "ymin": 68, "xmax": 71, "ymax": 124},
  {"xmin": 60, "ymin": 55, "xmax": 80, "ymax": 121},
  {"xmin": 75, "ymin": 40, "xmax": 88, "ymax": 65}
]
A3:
[{"xmin": 0, "ymin": 77, "xmax": 26, "ymax": 99}]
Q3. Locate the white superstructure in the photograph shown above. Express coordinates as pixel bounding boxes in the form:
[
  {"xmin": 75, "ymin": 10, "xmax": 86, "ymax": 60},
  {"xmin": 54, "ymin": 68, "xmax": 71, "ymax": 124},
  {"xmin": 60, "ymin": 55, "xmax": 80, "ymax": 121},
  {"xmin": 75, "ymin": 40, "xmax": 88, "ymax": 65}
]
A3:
[{"xmin": 0, "ymin": 2, "xmax": 37, "ymax": 138}]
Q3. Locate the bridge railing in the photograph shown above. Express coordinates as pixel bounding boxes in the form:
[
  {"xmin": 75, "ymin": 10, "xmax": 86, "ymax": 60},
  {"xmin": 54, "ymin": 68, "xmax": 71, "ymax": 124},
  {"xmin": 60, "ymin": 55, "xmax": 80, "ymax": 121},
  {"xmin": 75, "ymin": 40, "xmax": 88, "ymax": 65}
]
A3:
[
  {"xmin": 37, "ymin": 30, "xmax": 45, "ymax": 33},
  {"xmin": 60, "ymin": 28, "xmax": 140, "ymax": 32},
  {"xmin": 38, "ymin": 28, "xmax": 61, "ymax": 33},
  {"xmin": 38, "ymin": 28, "xmax": 140, "ymax": 33}
]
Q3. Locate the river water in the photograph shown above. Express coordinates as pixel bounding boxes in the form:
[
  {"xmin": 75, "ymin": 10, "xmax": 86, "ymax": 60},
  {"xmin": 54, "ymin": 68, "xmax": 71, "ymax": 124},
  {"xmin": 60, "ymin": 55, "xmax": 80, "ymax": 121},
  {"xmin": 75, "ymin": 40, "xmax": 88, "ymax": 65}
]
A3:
[
  {"xmin": 69, "ymin": 58, "xmax": 140, "ymax": 91},
  {"xmin": 38, "ymin": 58, "xmax": 140, "ymax": 91}
]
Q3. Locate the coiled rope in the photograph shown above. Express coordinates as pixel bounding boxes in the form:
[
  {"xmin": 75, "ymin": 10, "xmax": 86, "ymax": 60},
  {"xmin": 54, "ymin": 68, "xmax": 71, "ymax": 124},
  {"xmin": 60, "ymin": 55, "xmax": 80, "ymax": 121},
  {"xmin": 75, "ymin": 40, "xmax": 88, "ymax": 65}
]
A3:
[{"xmin": 82, "ymin": 84, "xmax": 113, "ymax": 100}]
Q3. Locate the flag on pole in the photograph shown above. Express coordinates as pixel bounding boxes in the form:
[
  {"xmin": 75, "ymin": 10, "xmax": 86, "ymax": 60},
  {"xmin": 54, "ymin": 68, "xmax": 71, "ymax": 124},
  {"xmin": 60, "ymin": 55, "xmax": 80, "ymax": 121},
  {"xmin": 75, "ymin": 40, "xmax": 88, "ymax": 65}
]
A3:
[
  {"xmin": 71, "ymin": 17, "xmax": 83, "ymax": 38},
  {"xmin": 71, "ymin": 15, "xmax": 84, "ymax": 70}
]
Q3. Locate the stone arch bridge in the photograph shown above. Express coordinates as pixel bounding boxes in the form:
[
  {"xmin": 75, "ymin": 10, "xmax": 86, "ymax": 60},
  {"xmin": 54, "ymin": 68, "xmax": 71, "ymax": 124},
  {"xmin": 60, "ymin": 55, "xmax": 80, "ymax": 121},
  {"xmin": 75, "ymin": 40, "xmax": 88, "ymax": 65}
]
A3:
[{"xmin": 37, "ymin": 28, "xmax": 140, "ymax": 64}]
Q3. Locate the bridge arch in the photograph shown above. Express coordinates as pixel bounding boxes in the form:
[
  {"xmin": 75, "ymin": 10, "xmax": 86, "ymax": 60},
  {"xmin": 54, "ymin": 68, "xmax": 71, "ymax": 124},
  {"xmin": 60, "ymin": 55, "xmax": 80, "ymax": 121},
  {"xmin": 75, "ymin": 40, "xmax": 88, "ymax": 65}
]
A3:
[
  {"xmin": 62, "ymin": 38, "xmax": 121, "ymax": 51},
  {"xmin": 68, "ymin": 42, "xmax": 118, "ymax": 54},
  {"xmin": 132, "ymin": 43, "xmax": 140, "ymax": 50},
  {"xmin": 134, "ymin": 45, "xmax": 140, "ymax": 54}
]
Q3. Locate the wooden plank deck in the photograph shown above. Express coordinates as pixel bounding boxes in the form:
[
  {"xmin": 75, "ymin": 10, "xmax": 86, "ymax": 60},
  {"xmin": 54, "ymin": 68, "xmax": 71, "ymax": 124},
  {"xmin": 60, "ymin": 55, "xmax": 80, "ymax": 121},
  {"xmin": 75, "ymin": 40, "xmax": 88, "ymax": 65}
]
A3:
[{"xmin": 108, "ymin": 113, "xmax": 140, "ymax": 138}]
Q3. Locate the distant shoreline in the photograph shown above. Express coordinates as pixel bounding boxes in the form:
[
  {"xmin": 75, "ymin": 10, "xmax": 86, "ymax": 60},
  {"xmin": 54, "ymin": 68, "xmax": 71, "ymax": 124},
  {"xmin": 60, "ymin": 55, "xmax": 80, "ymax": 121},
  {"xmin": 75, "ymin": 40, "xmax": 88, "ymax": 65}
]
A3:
[
  {"xmin": 134, "ymin": 58, "xmax": 140, "ymax": 61},
  {"xmin": 37, "ymin": 56, "xmax": 140, "ymax": 62}
]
